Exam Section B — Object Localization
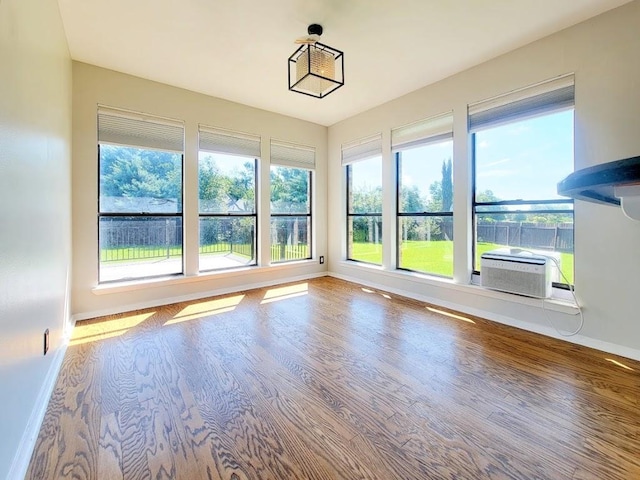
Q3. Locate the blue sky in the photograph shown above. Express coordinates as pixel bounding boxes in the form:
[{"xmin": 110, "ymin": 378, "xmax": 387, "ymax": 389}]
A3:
[{"xmin": 349, "ymin": 108, "xmax": 574, "ymax": 204}]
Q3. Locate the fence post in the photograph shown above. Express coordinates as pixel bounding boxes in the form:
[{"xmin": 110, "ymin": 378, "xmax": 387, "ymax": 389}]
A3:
[{"xmin": 165, "ymin": 218, "xmax": 170, "ymax": 259}]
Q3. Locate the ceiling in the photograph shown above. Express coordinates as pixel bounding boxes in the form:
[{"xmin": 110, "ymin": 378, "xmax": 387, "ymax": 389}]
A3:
[{"xmin": 57, "ymin": 0, "xmax": 632, "ymax": 126}]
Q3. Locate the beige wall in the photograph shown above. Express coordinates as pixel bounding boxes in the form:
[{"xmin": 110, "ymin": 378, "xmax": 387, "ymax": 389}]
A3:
[
  {"xmin": 72, "ymin": 63, "xmax": 328, "ymax": 317},
  {"xmin": 0, "ymin": 0, "xmax": 72, "ymax": 477},
  {"xmin": 328, "ymin": 1, "xmax": 640, "ymax": 359}
]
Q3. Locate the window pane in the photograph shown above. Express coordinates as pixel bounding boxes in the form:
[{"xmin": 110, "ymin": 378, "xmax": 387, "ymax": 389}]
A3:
[
  {"xmin": 398, "ymin": 139, "xmax": 453, "ymax": 213},
  {"xmin": 99, "ymin": 216, "xmax": 183, "ymax": 282},
  {"xmin": 348, "ymin": 157, "xmax": 382, "ymax": 214},
  {"xmin": 475, "ymin": 213, "xmax": 574, "ymax": 284},
  {"xmin": 347, "ymin": 215, "xmax": 382, "ymax": 264},
  {"xmin": 475, "ymin": 202, "xmax": 573, "ymax": 213},
  {"xmin": 270, "ymin": 216, "xmax": 310, "ymax": 262},
  {"xmin": 199, "ymin": 217, "xmax": 256, "ymax": 271},
  {"xmin": 99, "ymin": 145, "xmax": 182, "ymax": 214},
  {"xmin": 199, "ymin": 152, "xmax": 256, "ymax": 214},
  {"xmin": 398, "ymin": 216, "xmax": 453, "ymax": 277},
  {"xmin": 474, "ymin": 109, "xmax": 574, "ymax": 202},
  {"xmin": 270, "ymin": 167, "xmax": 310, "ymax": 214}
]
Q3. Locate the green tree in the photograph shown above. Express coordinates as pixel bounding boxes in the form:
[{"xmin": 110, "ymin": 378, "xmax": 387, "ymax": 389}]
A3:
[{"xmin": 100, "ymin": 145, "xmax": 182, "ymax": 210}]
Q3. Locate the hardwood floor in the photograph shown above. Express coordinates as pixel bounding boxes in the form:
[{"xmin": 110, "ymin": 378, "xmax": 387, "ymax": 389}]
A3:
[{"xmin": 26, "ymin": 277, "xmax": 640, "ymax": 479}]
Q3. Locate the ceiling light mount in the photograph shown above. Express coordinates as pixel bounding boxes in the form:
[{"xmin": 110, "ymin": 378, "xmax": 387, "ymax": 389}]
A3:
[
  {"xmin": 288, "ymin": 24, "xmax": 344, "ymax": 99},
  {"xmin": 307, "ymin": 24, "xmax": 323, "ymax": 36}
]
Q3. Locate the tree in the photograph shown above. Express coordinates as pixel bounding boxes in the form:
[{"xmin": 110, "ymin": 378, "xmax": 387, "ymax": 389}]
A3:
[{"xmin": 100, "ymin": 145, "xmax": 182, "ymax": 210}]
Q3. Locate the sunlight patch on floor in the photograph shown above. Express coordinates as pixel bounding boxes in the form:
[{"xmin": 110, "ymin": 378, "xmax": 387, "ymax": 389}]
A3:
[
  {"xmin": 165, "ymin": 295, "xmax": 245, "ymax": 325},
  {"xmin": 605, "ymin": 358, "xmax": 634, "ymax": 371},
  {"xmin": 426, "ymin": 306, "xmax": 476, "ymax": 324},
  {"xmin": 71, "ymin": 311, "xmax": 156, "ymax": 345},
  {"xmin": 261, "ymin": 283, "xmax": 308, "ymax": 304}
]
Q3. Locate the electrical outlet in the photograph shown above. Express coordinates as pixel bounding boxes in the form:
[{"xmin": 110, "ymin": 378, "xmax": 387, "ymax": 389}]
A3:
[
  {"xmin": 44, "ymin": 329, "xmax": 50, "ymax": 355},
  {"xmin": 319, "ymin": 256, "xmax": 325, "ymax": 264}
]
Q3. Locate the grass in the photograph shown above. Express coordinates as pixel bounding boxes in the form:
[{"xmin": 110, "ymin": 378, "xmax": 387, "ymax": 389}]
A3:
[{"xmin": 351, "ymin": 240, "xmax": 574, "ymax": 284}]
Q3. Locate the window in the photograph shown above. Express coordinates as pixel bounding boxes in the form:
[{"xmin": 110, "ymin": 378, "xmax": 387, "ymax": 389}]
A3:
[
  {"xmin": 270, "ymin": 140, "xmax": 314, "ymax": 263},
  {"xmin": 470, "ymin": 75, "xmax": 575, "ymax": 286},
  {"xmin": 98, "ymin": 107, "xmax": 184, "ymax": 283},
  {"xmin": 343, "ymin": 134, "xmax": 383, "ymax": 264},
  {"xmin": 393, "ymin": 113, "xmax": 454, "ymax": 277},
  {"xmin": 198, "ymin": 126, "xmax": 259, "ymax": 271}
]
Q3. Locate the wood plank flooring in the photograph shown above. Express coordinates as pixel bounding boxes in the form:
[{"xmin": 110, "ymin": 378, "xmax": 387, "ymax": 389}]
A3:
[{"xmin": 26, "ymin": 277, "xmax": 640, "ymax": 479}]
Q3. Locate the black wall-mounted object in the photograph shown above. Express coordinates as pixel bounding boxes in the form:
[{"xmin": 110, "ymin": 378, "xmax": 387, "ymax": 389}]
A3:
[{"xmin": 557, "ymin": 156, "xmax": 640, "ymax": 206}]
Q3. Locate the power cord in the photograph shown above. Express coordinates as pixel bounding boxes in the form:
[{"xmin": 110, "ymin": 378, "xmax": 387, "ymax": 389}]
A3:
[{"xmin": 511, "ymin": 248, "xmax": 584, "ymax": 337}]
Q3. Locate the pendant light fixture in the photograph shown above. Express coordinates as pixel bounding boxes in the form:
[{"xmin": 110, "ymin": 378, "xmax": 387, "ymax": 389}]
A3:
[{"xmin": 288, "ymin": 24, "xmax": 344, "ymax": 98}]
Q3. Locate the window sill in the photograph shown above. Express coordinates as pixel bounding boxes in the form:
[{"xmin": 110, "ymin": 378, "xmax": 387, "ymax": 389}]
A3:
[
  {"xmin": 337, "ymin": 260, "xmax": 580, "ymax": 315},
  {"xmin": 93, "ymin": 259, "xmax": 320, "ymax": 295}
]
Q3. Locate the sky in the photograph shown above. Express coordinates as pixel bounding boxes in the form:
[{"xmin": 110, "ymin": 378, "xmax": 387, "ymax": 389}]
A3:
[{"xmin": 349, "ymin": 108, "xmax": 574, "ymax": 205}]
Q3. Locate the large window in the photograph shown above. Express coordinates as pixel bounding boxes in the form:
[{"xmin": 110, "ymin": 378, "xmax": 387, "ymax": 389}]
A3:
[
  {"xmin": 98, "ymin": 108, "xmax": 184, "ymax": 283},
  {"xmin": 270, "ymin": 140, "xmax": 314, "ymax": 263},
  {"xmin": 344, "ymin": 134, "xmax": 383, "ymax": 264},
  {"xmin": 470, "ymin": 76, "xmax": 575, "ymax": 285},
  {"xmin": 198, "ymin": 126, "xmax": 259, "ymax": 272},
  {"xmin": 393, "ymin": 113, "xmax": 454, "ymax": 277}
]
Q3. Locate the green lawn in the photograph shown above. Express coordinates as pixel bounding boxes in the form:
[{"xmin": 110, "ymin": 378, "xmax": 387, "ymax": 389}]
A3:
[{"xmin": 351, "ymin": 240, "xmax": 574, "ymax": 284}]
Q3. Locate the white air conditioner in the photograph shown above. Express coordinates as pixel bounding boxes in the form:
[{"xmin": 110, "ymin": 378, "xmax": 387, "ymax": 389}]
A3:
[{"xmin": 480, "ymin": 248, "xmax": 552, "ymax": 298}]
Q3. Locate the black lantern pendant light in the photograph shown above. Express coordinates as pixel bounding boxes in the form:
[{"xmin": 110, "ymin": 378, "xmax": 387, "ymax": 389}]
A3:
[{"xmin": 288, "ymin": 24, "xmax": 344, "ymax": 98}]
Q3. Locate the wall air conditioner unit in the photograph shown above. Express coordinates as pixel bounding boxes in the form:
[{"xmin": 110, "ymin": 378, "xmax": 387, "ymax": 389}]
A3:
[{"xmin": 480, "ymin": 248, "xmax": 552, "ymax": 298}]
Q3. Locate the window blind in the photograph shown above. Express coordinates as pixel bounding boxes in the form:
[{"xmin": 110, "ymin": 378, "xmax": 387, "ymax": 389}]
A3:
[
  {"xmin": 98, "ymin": 106, "xmax": 184, "ymax": 152},
  {"xmin": 199, "ymin": 125, "xmax": 261, "ymax": 158},
  {"xmin": 341, "ymin": 133, "xmax": 383, "ymax": 166},
  {"xmin": 468, "ymin": 74, "xmax": 575, "ymax": 132},
  {"xmin": 270, "ymin": 140, "xmax": 316, "ymax": 169},
  {"xmin": 391, "ymin": 112, "xmax": 453, "ymax": 151}
]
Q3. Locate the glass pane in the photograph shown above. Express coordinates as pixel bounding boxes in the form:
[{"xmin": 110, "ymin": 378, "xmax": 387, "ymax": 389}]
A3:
[
  {"xmin": 270, "ymin": 167, "xmax": 310, "ymax": 214},
  {"xmin": 474, "ymin": 109, "xmax": 574, "ymax": 202},
  {"xmin": 347, "ymin": 157, "xmax": 382, "ymax": 214},
  {"xmin": 475, "ymin": 202, "xmax": 573, "ymax": 213},
  {"xmin": 99, "ymin": 216, "xmax": 183, "ymax": 282},
  {"xmin": 199, "ymin": 152, "xmax": 256, "ymax": 214},
  {"xmin": 398, "ymin": 216, "xmax": 453, "ymax": 277},
  {"xmin": 397, "ymin": 139, "xmax": 453, "ymax": 213},
  {"xmin": 270, "ymin": 216, "xmax": 310, "ymax": 263},
  {"xmin": 199, "ymin": 216, "xmax": 256, "ymax": 271},
  {"xmin": 347, "ymin": 215, "xmax": 382, "ymax": 265},
  {"xmin": 475, "ymin": 213, "xmax": 574, "ymax": 284},
  {"xmin": 99, "ymin": 145, "xmax": 182, "ymax": 214}
]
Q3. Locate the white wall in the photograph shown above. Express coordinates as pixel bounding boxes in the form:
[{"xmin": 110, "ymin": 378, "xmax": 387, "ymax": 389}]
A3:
[
  {"xmin": 72, "ymin": 63, "xmax": 328, "ymax": 318},
  {"xmin": 328, "ymin": 1, "xmax": 640, "ymax": 360},
  {"xmin": 0, "ymin": 0, "xmax": 72, "ymax": 477}
]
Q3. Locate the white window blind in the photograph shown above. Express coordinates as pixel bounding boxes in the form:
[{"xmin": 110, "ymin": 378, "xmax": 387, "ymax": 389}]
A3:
[
  {"xmin": 270, "ymin": 140, "xmax": 316, "ymax": 169},
  {"xmin": 391, "ymin": 112, "xmax": 453, "ymax": 151},
  {"xmin": 98, "ymin": 106, "xmax": 184, "ymax": 152},
  {"xmin": 199, "ymin": 125, "xmax": 261, "ymax": 158},
  {"xmin": 469, "ymin": 74, "xmax": 575, "ymax": 132},
  {"xmin": 341, "ymin": 133, "xmax": 383, "ymax": 166}
]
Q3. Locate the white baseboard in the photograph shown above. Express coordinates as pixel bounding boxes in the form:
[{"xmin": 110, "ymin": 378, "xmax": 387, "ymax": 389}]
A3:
[
  {"xmin": 328, "ymin": 271, "xmax": 640, "ymax": 362},
  {"xmin": 73, "ymin": 272, "xmax": 329, "ymax": 322},
  {"xmin": 7, "ymin": 319, "xmax": 74, "ymax": 480}
]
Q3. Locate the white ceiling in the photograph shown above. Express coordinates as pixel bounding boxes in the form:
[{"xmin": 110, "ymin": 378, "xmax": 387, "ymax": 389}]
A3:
[{"xmin": 58, "ymin": 0, "xmax": 632, "ymax": 126}]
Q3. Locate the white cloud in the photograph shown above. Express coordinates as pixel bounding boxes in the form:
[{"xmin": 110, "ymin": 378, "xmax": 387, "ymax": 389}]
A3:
[
  {"xmin": 484, "ymin": 158, "xmax": 511, "ymax": 168},
  {"xmin": 477, "ymin": 140, "xmax": 490, "ymax": 148}
]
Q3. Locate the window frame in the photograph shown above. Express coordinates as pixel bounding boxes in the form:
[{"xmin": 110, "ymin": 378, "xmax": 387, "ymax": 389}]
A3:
[
  {"xmin": 269, "ymin": 167, "xmax": 313, "ymax": 264},
  {"xmin": 97, "ymin": 108, "xmax": 185, "ymax": 284},
  {"xmin": 198, "ymin": 155, "xmax": 259, "ymax": 272},
  {"xmin": 394, "ymin": 134, "xmax": 454, "ymax": 277},
  {"xmin": 470, "ymin": 107, "xmax": 575, "ymax": 289},
  {"xmin": 345, "ymin": 159, "xmax": 383, "ymax": 265}
]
